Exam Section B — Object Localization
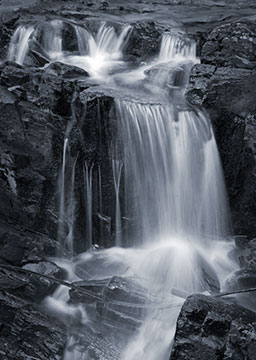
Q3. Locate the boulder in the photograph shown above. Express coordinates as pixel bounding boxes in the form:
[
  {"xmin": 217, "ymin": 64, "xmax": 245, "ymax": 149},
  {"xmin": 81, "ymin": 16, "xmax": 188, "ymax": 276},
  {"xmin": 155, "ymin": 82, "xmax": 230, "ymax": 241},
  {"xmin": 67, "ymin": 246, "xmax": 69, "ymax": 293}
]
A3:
[
  {"xmin": 224, "ymin": 268, "xmax": 256, "ymax": 311},
  {"xmin": 0, "ymin": 262, "xmax": 65, "ymax": 302},
  {"xmin": 123, "ymin": 21, "xmax": 165, "ymax": 63},
  {"xmin": 96, "ymin": 276, "xmax": 148, "ymax": 330},
  {"xmin": 201, "ymin": 22, "xmax": 256, "ymax": 69},
  {"xmin": 69, "ymin": 278, "xmax": 109, "ymax": 304},
  {"xmin": 171, "ymin": 294, "xmax": 256, "ymax": 360},
  {"xmin": 0, "ymin": 290, "xmax": 66, "ymax": 359},
  {"xmin": 235, "ymin": 237, "xmax": 256, "ymax": 270},
  {"xmin": 44, "ymin": 61, "xmax": 89, "ymax": 78},
  {"xmin": 0, "ymin": 228, "xmax": 64, "ymax": 265}
]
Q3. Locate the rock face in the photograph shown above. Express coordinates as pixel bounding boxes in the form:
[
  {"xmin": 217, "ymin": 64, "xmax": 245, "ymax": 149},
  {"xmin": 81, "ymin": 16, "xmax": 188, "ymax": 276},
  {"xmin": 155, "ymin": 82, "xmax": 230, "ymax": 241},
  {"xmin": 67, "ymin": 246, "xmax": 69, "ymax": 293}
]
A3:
[
  {"xmin": 186, "ymin": 21, "xmax": 256, "ymax": 238},
  {"xmin": 0, "ymin": 290, "xmax": 66, "ymax": 360},
  {"xmin": 0, "ymin": 60, "xmax": 121, "ymax": 252},
  {"xmin": 171, "ymin": 294, "xmax": 256, "ymax": 360}
]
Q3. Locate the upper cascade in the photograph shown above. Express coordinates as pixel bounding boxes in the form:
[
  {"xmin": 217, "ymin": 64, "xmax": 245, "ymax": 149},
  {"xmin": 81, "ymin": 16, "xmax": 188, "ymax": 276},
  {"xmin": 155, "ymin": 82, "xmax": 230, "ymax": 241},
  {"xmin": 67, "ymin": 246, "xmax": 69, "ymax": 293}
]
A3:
[
  {"xmin": 6, "ymin": 20, "xmax": 199, "ymax": 85},
  {"xmin": 158, "ymin": 33, "xmax": 197, "ymax": 62},
  {"xmin": 6, "ymin": 20, "xmax": 131, "ymax": 81}
]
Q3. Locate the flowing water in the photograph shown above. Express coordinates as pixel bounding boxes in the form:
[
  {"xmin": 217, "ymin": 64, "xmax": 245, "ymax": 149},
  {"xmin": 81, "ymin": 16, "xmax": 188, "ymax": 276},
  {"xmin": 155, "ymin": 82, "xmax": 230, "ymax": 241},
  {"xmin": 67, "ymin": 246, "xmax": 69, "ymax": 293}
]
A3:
[{"xmin": 8, "ymin": 19, "xmax": 239, "ymax": 360}]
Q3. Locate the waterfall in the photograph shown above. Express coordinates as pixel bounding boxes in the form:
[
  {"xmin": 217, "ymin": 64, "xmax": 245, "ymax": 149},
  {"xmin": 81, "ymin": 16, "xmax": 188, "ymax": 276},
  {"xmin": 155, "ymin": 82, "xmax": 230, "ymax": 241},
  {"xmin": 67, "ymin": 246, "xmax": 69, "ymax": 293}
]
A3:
[
  {"xmin": 45, "ymin": 20, "xmax": 63, "ymax": 60},
  {"xmin": 7, "ymin": 25, "xmax": 34, "ymax": 65},
  {"xmin": 84, "ymin": 162, "xmax": 94, "ymax": 249},
  {"xmin": 40, "ymin": 26, "xmax": 237, "ymax": 360},
  {"xmin": 115, "ymin": 101, "xmax": 229, "ymax": 244},
  {"xmin": 158, "ymin": 33, "xmax": 196, "ymax": 62},
  {"xmin": 57, "ymin": 138, "xmax": 77, "ymax": 256},
  {"xmin": 112, "ymin": 159, "xmax": 123, "ymax": 246},
  {"xmin": 74, "ymin": 25, "xmax": 91, "ymax": 55},
  {"xmin": 7, "ymin": 20, "xmax": 130, "ymax": 80}
]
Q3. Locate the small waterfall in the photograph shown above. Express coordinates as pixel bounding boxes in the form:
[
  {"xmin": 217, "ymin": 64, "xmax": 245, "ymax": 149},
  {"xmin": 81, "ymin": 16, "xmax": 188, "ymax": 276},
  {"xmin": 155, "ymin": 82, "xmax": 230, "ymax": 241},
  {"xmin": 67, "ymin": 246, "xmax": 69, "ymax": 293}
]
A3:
[
  {"xmin": 7, "ymin": 25, "xmax": 34, "ymax": 65},
  {"xmin": 45, "ymin": 20, "xmax": 63, "ymax": 60},
  {"xmin": 57, "ymin": 138, "xmax": 77, "ymax": 256},
  {"xmin": 67, "ymin": 22, "xmax": 131, "ymax": 79},
  {"xmin": 74, "ymin": 25, "xmax": 91, "ymax": 55},
  {"xmin": 112, "ymin": 159, "xmax": 123, "ymax": 246},
  {"xmin": 84, "ymin": 162, "xmax": 94, "ymax": 249},
  {"xmin": 158, "ymin": 33, "xmax": 196, "ymax": 62}
]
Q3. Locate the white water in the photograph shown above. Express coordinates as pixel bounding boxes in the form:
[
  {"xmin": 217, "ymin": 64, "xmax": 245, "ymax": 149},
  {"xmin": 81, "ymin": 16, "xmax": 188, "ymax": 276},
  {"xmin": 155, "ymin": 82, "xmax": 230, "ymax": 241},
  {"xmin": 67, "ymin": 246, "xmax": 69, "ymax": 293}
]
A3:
[
  {"xmin": 116, "ymin": 101, "xmax": 229, "ymax": 243},
  {"xmin": 45, "ymin": 20, "xmax": 63, "ymax": 60},
  {"xmin": 84, "ymin": 162, "xmax": 94, "ymax": 249},
  {"xmin": 112, "ymin": 160, "xmax": 123, "ymax": 247},
  {"xmin": 58, "ymin": 139, "xmax": 77, "ymax": 256},
  {"xmin": 7, "ymin": 21, "xmax": 131, "ymax": 82},
  {"xmin": 7, "ymin": 19, "xmax": 239, "ymax": 360},
  {"xmin": 63, "ymin": 23, "xmax": 131, "ymax": 80},
  {"xmin": 8, "ymin": 25, "xmax": 34, "ymax": 65}
]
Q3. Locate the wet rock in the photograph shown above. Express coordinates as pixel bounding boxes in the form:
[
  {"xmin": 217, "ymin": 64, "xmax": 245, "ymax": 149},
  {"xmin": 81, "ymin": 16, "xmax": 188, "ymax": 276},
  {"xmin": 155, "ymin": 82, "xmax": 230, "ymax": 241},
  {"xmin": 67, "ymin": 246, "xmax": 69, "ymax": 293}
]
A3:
[
  {"xmin": 0, "ymin": 261, "xmax": 65, "ymax": 302},
  {"xmin": 123, "ymin": 21, "xmax": 165, "ymax": 63},
  {"xmin": 0, "ymin": 290, "xmax": 66, "ymax": 359},
  {"xmin": 224, "ymin": 268, "xmax": 256, "ymax": 311},
  {"xmin": 201, "ymin": 22, "xmax": 256, "ymax": 69},
  {"xmin": 44, "ymin": 61, "xmax": 89, "ymax": 78},
  {"xmin": 171, "ymin": 294, "xmax": 256, "ymax": 360},
  {"xmin": 97, "ymin": 276, "xmax": 148, "ymax": 330},
  {"xmin": 235, "ymin": 237, "xmax": 256, "ymax": 270},
  {"xmin": 186, "ymin": 23, "xmax": 256, "ymax": 237},
  {"xmin": 73, "ymin": 88, "xmax": 123, "ymax": 250},
  {"xmin": 185, "ymin": 63, "xmax": 216, "ymax": 106},
  {"xmin": 74, "ymin": 248, "xmax": 128, "ymax": 279},
  {"xmin": 69, "ymin": 278, "xmax": 109, "ymax": 304},
  {"xmin": 0, "ymin": 227, "xmax": 64, "ymax": 265},
  {"xmin": 225, "ymin": 268, "xmax": 256, "ymax": 292}
]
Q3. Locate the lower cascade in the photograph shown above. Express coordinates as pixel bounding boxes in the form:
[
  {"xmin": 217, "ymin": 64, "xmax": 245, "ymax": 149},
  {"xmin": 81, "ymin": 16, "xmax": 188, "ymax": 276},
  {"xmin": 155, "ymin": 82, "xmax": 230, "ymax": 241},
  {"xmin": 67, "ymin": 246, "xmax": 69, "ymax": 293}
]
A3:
[{"xmin": 7, "ymin": 18, "xmax": 241, "ymax": 360}]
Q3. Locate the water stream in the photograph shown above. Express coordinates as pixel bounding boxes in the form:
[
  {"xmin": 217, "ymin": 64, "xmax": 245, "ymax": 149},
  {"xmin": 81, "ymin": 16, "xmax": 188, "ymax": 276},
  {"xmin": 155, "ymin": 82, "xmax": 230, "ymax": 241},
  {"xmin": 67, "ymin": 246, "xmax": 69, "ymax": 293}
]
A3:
[{"xmin": 8, "ymin": 20, "xmax": 238, "ymax": 360}]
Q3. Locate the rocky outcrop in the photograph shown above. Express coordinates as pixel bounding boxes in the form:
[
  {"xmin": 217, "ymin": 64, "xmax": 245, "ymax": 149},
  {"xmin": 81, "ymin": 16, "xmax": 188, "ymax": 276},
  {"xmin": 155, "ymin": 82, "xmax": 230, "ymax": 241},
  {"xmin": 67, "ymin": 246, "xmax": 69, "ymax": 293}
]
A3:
[
  {"xmin": 0, "ymin": 290, "xmax": 66, "ymax": 360},
  {"xmin": 123, "ymin": 21, "xmax": 165, "ymax": 63},
  {"xmin": 171, "ymin": 294, "xmax": 256, "ymax": 360},
  {"xmin": 186, "ymin": 21, "xmax": 256, "ymax": 238}
]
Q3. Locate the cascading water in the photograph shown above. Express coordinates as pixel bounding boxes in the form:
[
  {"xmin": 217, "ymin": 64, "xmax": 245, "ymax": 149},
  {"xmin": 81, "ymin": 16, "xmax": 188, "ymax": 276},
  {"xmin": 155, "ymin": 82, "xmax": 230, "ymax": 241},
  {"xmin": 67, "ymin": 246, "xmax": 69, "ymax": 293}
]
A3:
[
  {"xmin": 45, "ymin": 20, "xmax": 64, "ymax": 60},
  {"xmin": 58, "ymin": 138, "xmax": 78, "ymax": 256},
  {"xmin": 7, "ymin": 21, "xmax": 131, "ymax": 82},
  {"xmin": 112, "ymin": 159, "xmax": 123, "ymax": 247},
  {"xmin": 116, "ymin": 101, "xmax": 230, "ymax": 243},
  {"xmin": 7, "ymin": 19, "xmax": 238, "ymax": 359},
  {"xmin": 8, "ymin": 25, "xmax": 34, "ymax": 65},
  {"xmin": 64, "ymin": 23, "xmax": 131, "ymax": 80},
  {"xmin": 84, "ymin": 162, "xmax": 94, "ymax": 249}
]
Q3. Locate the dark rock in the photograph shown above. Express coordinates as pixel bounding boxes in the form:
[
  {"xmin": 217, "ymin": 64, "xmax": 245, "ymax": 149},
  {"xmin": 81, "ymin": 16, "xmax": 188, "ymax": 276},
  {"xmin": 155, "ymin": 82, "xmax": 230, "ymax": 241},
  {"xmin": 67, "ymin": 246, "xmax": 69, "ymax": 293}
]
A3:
[
  {"xmin": 224, "ymin": 268, "xmax": 256, "ymax": 310},
  {"xmin": 225, "ymin": 268, "xmax": 256, "ymax": 291},
  {"xmin": 235, "ymin": 237, "xmax": 256, "ymax": 270},
  {"xmin": 0, "ymin": 261, "xmax": 65, "ymax": 302},
  {"xmin": 201, "ymin": 22, "xmax": 256, "ymax": 69},
  {"xmin": 185, "ymin": 64, "xmax": 216, "ymax": 106},
  {"xmin": 69, "ymin": 278, "xmax": 109, "ymax": 304},
  {"xmin": 30, "ymin": 49, "xmax": 50, "ymax": 66},
  {"xmin": 96, "ymin": 276, "xmax": 148, "ymax": 330},
  {"xmin": 186, "ymin": 21, "xmax": 256, "ymax": 239},
  {"xmin": 0, "ymin": 228, "xmax": 63, "ymax": 265},
  {"xmin": 171, "ymin": 294, "xmax": 256, "ymax": 360},
  {"xmin": 186, "ymin": 62, "xmax": 256, "ymax": 238},
  {"xmin": 123, "ymin": 21, "xmax": 164, "ymax": 63},
  {"xmin": 44, "ymin": 61, "xmax": 89, "ymax": 78},
  {"xmin": 0, "ymin": 290, "xmax": 66, "ymax": 359}
]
